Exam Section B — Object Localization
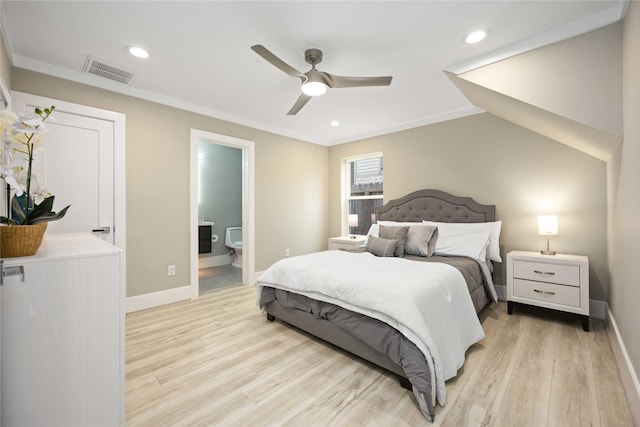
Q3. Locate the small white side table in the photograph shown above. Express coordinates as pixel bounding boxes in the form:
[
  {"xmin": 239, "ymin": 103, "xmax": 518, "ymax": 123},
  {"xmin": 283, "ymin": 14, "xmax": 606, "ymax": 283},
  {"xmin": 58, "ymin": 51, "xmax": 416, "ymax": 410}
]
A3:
[
  {"xmin": 328, "ymin": 235, "xmax": 366, "ymax": 251},
  {"xmin": 506, "ymin": 250, "xmax": 589, "ymax": 331}
]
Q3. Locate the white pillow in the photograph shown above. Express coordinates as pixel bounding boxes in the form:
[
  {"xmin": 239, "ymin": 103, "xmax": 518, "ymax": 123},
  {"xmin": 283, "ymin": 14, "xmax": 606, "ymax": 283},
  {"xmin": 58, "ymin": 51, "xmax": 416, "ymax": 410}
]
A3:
[
  {"xmin": 366, "ymin": 223, "xmax": 379, "ymax": 240},
  {"xmin": 434, "ymin": 228, "xmax": 491, "ymax": 261},
  {"xmin": 376, "ymin": 221, "xmax": 438, "ymax": 257},
  {"xmin": 423, "ymin": 220, "xmax": 502, "ymax": 262}
]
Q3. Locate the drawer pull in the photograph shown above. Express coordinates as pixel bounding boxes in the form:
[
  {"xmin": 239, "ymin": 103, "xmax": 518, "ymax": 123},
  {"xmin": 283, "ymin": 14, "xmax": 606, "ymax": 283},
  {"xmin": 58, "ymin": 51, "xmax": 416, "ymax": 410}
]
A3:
[
  {"xmin": 534, "ymin": 289, "xmax": 556, "ymax": 295},
  {"xmin": 533, "ymin": 270, "xmax": 556, "ymax": 276}
]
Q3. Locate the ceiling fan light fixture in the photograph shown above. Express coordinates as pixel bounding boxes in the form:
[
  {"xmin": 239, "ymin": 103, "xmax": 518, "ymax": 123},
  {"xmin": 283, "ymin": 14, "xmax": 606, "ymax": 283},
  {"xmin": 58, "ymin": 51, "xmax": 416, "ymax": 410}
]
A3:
[
  {"xmin": 302, "ymin": 69, "xmax": 327, "ymax": 96},
  {"xmin": 302, "ymin": 81, "xmax": 327, "ymax": 96}
]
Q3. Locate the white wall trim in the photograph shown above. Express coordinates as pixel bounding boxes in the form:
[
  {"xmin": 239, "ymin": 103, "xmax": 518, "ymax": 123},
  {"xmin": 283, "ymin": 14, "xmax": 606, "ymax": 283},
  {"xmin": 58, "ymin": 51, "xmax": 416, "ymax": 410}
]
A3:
[
  {"xmin": 446, "ymin": 2, "xmax": 626, "ymax": 75},
  {"xmin": 125, "ymin": 285, "xmax": 191, "ymax": 313},
  {"xmin": 607, "ymin": 307, "xmax": 640, "ymax": 425},
  {"xmin": 199, "ymin": 254, "xmax": 232, "ymax": 269}
]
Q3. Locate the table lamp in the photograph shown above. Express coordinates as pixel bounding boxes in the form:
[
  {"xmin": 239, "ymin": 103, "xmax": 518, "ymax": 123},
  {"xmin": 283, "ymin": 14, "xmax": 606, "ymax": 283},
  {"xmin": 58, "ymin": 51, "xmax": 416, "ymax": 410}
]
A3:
[
  {"xmin": 348, "ymin": 214, "xmax": 359, "ymax": 238},
  {"xmin": 538, "ymin": 214, "xmax": 558, "ymax": 255}
]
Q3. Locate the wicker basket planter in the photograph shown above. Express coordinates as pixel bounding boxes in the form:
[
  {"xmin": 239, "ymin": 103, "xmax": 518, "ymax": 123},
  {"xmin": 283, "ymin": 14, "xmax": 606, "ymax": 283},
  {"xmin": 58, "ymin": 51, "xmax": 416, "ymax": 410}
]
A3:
[{"xmin": 0, "ymin": 223, "xmax": 48, "ymax": 258}]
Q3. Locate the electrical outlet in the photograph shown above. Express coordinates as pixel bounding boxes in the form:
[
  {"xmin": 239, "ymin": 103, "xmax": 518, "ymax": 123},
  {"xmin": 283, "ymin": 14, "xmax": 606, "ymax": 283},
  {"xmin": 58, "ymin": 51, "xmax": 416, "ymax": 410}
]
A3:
[
  {"xmin": 285, "ymin": 249, "xmax": 290, "ymax": 257},
  {"xmin": 168, "ymin": 265, "xmax": 176, "ymax": 276}
]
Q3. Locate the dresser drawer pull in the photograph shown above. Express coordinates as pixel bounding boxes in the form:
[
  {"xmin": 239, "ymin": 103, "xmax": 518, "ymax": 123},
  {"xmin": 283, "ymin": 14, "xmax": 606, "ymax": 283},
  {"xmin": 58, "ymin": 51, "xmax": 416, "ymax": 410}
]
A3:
[
  {"xmin": 533, "ymin": 270, "xmax": 556, "ymax": 276},
  {"xmin": 534, "ymin": 289, "xmax": 556, "ymax": 295}
]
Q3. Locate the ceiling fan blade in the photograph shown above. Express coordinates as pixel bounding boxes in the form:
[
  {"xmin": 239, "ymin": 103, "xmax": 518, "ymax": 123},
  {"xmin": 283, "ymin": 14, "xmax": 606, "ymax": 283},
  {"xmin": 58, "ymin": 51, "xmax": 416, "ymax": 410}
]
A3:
[
  {"xmin": 322, "ymin": 72, "xmax": 392, "ymax": 89},
  {"xmin": 251, "ymin": 45, "xmax": 306, "ymax": 80},
  {"xmin": 287, "ymin": 94, "xmax": 312, "ymax": 115}
]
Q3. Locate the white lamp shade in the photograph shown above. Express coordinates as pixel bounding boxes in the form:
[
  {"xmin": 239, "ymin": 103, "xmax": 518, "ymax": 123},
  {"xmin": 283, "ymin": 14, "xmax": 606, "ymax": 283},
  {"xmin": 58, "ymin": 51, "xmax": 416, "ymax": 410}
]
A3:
[
  {"xmin": 348, "ymin": 214, "xmax": 359, "ymax": 227},
  {"xmin": 538, "ymin": 215, "xmax": 558, "ymax": 235}
]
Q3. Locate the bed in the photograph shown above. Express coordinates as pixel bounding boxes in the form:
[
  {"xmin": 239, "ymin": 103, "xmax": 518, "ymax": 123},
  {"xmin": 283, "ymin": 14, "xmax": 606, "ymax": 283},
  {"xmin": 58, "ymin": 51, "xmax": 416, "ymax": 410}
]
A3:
[{"xmin": 257, "ymin": 189, "xmax": 500, "ymax": 422}]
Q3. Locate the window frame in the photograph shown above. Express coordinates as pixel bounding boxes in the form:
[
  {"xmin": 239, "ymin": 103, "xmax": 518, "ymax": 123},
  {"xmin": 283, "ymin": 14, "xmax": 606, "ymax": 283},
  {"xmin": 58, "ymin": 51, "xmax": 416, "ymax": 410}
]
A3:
[{"xmin": 340, "ymin": 152, "xmax": 383, "ymax": 236}]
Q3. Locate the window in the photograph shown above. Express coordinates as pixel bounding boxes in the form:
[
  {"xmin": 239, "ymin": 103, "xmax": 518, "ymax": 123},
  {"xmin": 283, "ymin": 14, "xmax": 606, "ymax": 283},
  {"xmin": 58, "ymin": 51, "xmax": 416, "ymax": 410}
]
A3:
[{"xmin": 343, "ymin": 154, "xmax": 383, "ymax": 236}]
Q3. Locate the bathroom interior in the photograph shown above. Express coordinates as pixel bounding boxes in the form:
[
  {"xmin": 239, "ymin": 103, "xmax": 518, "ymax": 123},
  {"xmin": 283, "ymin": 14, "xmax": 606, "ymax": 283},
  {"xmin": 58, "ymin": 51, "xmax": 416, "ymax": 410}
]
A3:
[{"xmin": 198, "ymin": 141, "xmax": 243, "ymax": 294}]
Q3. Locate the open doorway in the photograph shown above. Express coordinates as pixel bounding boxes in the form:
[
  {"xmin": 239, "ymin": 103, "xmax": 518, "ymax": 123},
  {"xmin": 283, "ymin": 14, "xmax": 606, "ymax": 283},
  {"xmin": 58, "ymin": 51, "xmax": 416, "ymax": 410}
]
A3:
[
  {"xmin": 197, "ymin": 142, "xmax": 242, "ymax": 293},
  {"xmin": 189, "ymin": 130, "xmax": 255, "ymax": 300}
]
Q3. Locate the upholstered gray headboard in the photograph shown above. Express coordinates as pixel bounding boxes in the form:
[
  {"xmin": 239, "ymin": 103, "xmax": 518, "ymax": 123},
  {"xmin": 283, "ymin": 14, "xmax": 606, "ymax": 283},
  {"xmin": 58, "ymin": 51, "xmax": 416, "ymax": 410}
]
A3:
[{"xmin": 375, "ymin": 189, "xmax": 496, "ymax": 223}]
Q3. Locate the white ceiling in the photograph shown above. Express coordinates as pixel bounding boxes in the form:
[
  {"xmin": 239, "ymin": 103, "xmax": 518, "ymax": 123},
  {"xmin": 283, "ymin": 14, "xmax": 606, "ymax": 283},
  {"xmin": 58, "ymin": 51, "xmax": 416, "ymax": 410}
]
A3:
[{"xmin": 0, "ymin": 1, "xmax": 626, "ymax": 146}]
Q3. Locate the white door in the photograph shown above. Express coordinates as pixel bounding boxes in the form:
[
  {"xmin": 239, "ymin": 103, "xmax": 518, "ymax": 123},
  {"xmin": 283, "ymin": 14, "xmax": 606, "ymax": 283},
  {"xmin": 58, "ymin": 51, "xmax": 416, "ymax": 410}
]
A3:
[{"xmin": 8, "ymin": 92, "xmax": 125, "ymax": 248}]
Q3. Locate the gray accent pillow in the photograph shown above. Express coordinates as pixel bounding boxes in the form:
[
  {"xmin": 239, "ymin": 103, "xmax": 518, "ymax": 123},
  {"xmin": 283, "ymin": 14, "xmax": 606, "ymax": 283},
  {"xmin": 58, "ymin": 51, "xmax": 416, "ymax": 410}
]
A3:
[
  {"xmin": 405, "ymin": 225, "xmax": 439, "ymax": 257},
  {"xmin": 365, "ymin": 236, "xmax": 399, "ymax": 257},
  {"xmin": 378, "ymin": 225, "xmax": 409, "ymax": 257}
]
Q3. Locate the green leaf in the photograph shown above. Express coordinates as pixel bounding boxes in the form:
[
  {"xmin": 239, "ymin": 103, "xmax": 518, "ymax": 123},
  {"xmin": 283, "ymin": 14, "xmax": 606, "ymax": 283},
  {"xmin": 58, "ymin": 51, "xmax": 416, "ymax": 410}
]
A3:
[
  {"xmin": 30, "ymin": 195, "xmax": 55, "ymax": 219},
  {"xmin": 10, "ymin": 196, "xmax": 26, "ymax": 224},
  {"xmin": 30, "ymin": 205, "xmax": 70, "ymax": 224},
  {"xmin": 0, "ymin": 216, "xmax": 19, "ymax": 225}
]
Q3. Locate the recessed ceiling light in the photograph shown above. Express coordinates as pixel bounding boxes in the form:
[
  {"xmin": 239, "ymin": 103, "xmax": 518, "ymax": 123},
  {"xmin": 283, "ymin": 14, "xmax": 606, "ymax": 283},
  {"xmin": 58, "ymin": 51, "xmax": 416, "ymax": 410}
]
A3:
[
  {"xmin": 127, "ymin": 46, "xmax": 149, "ymax": 59},
  {"xmin": 465, "ymin": 30, "xmax": 487, "ymax": 44},
  {"xmin": 330, "ymin": 120, "xmax": 340, "ymax": 127}
]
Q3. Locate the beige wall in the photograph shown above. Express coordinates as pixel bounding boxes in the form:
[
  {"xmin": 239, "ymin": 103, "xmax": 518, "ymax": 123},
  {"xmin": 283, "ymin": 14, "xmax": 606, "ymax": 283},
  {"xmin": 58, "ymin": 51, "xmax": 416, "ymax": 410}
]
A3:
[
  {"xmin": 461, "ymin": 23, "xmax": 622, "ymax": 138},
  {"xmin": 329, "ymin": 112, "xmax": 608, "ymax": 299},
  {"xmin": 609, "ymin": 0, "xmax": 640, "ymax": 393},
  {"xmin": 10, "ymin": 69, "xmax": 329, "ymax": 297}
]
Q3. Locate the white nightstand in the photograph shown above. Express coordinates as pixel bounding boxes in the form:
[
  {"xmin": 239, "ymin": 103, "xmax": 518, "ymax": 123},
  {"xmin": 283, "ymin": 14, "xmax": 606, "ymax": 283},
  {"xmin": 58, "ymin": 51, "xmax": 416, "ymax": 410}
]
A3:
[
  {"xmin": 329, "ymin": 235, "xmax": 367, "ymax": 251},
  {"xmin": 506, "ymin": 250, "xmax": 590, "ymax": 331}
]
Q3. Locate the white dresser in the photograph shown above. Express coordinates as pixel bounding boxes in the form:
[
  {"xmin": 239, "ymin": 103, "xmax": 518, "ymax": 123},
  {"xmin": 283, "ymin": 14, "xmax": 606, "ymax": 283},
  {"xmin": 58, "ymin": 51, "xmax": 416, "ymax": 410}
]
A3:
[
  {"xmin": 506, "ymin": 250, "xmax": 589, "ymax": 331},
  {"xmin": 1, "ymin": 233, "xmax": 124, "ymax": 426}
]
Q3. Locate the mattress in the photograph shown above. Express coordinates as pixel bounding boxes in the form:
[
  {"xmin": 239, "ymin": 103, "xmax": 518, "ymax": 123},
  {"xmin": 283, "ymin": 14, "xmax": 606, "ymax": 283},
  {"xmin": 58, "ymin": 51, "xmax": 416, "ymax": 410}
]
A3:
[
  {"xmin": 404, "ymin": 255, "xmax": 490, "ymax": 313},
  {"xmin": 258, "ymin": 254, "xmax": 490, "ymax": 422}
]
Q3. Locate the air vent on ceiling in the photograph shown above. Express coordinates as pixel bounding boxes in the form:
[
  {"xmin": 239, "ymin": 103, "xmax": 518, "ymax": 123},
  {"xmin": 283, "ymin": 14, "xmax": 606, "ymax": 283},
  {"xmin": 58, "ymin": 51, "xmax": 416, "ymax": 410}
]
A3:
[{"xmin": 83, "ymin": 56, "xmax": 135, "ymax": 85}]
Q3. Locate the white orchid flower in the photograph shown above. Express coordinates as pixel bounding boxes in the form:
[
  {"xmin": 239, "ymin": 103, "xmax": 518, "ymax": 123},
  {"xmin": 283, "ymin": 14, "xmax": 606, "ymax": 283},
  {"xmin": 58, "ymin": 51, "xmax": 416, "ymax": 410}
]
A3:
[
  {"xmin": 4, "ymin": 175, "xmax": 24, "ymax": 196},
  {"xmin": 0, "ymin": 105, "xmax": 62, "ymax": 226}
]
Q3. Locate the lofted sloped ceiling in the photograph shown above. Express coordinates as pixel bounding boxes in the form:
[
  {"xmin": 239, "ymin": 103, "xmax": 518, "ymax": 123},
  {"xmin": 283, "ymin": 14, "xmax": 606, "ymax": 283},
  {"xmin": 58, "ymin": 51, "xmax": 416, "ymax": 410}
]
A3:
[
  {"xmin": 449, "ymin": 22, "xmax": 623, "ymax": 161},
  {"xmin": 0, "ymin": 1, "xmax": 628, "ymax": 146}
]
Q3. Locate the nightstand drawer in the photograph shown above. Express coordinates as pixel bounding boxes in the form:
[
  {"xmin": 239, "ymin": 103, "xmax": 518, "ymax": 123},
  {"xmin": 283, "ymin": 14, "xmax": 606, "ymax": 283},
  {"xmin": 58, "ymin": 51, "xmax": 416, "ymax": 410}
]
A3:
[
  {"xmin": 513, "ymin": 260, "xmax": 580, "ymax": 287},
  {"xmin": 513, "ymin": 279, "xmax": 580, "ymax": 307},
  {"xmin": 331, "ymin": 242, "xmax": 363, "ymax": 251}
]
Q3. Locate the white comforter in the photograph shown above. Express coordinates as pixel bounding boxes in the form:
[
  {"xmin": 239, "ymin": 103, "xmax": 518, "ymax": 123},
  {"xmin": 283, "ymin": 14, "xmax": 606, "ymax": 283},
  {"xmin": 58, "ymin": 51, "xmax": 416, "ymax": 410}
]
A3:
[{"xmin": 257, "ymin": 250, "xmax": 485, "ymax": 405}]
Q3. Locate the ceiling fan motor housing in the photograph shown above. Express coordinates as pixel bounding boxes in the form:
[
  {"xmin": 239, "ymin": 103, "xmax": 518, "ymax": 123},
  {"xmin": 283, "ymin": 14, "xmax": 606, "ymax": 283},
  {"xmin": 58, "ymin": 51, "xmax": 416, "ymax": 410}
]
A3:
[{"xmin": 305, "ymin": 48, "xmax": 323, "ymax": 66}]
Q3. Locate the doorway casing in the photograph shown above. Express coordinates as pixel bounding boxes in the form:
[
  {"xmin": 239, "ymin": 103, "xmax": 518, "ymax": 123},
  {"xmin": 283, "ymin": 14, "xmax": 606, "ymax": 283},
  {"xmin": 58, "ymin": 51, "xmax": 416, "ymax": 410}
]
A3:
[{"xmin": 190, "ymin": 129, "xmax": 255, "ymax": 299}]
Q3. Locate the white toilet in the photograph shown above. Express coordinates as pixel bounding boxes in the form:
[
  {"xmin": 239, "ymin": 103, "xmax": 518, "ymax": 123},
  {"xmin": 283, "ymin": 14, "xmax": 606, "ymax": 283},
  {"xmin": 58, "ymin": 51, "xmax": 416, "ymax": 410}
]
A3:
[{"xmin": 225, "ymin": 227, "xmax": 243, "ymax": 268}]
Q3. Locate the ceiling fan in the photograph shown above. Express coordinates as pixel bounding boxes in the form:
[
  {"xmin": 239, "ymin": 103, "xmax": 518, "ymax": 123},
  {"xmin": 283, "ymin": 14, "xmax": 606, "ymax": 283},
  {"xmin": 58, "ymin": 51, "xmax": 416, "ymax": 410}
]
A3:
[{"xmin": 251, "ymin": 45, "xmax": 393, "ymax": 115}]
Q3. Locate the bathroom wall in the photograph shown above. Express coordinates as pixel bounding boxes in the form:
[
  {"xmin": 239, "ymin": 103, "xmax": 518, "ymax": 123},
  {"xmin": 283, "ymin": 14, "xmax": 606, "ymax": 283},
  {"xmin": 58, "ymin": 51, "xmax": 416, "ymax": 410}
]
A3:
[{"xmin": 198, "ymin": 141, "xmax": 242, "ymax": 258}]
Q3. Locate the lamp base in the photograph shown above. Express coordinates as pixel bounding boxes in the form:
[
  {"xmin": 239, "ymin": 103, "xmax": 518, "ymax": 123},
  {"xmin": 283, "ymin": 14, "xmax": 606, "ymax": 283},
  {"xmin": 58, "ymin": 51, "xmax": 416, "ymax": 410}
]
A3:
[{"xmin": 541, "ymin": 237, "xmax": 556, "ymax": 255}]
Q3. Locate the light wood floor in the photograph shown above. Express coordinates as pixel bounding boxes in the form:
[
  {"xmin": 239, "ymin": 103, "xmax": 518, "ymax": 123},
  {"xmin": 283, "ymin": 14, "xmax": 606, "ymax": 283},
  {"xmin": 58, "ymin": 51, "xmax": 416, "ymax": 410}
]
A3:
[{"xmin": 126, "ymin": 285, "xmax": 635, "ymax": 426}]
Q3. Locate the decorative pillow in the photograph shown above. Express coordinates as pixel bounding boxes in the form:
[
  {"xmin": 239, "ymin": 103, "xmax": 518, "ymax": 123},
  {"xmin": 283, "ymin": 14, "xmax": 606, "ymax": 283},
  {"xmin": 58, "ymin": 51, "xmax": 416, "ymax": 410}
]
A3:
[
  {"xmin": 423, "ymin": 220, "xmax": 502, "ymax": 262},
  {"xmin": 406, "ymin": 225, "xmax": 438, "ymax": 257},
  {"xmin": 364, "ymin": 223, "xmax": 378, "ymax": 247},
  {"xmin": 433, "ymin": 228, "xmax": 491, "ymax": 261},
  {"xmin": 377, "ymin": 221, "xmax": 438, "ymax": 257},
  {"xmin": 378, "ymin": 225, "xmax": 409, "ymax": 257},
  {"xmin": 365, "ymin": 236, "xmax": 399, "ymax": 257}
]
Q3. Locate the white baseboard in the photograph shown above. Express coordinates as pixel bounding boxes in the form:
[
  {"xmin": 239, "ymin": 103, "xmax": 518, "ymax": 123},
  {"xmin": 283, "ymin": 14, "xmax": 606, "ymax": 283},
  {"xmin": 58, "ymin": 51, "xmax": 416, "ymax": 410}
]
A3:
[
  {"xmin": 198, "ymin": 254, "xmax": 232, "ymax": 269},
  {"xmin": 126, "ymin": 285, "xmax": 193, "ymax": 313},
  {"xmin": 606, "ymin": 308, "xmax": 640, "ymax": 426},
  {"xmin": 494, "ymin": 284, "xmax": 606, "ymax": 319}
]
